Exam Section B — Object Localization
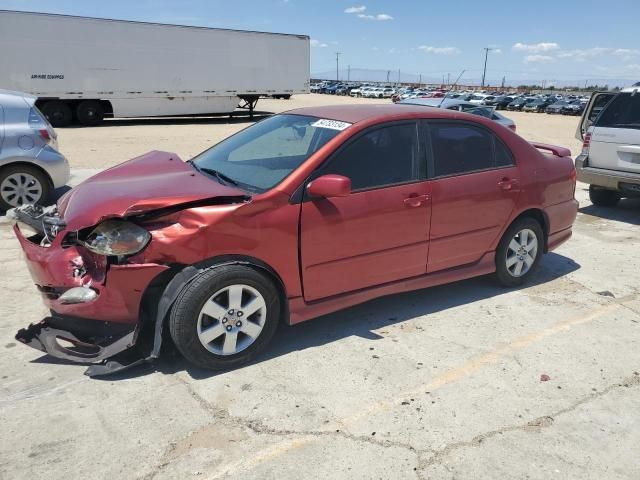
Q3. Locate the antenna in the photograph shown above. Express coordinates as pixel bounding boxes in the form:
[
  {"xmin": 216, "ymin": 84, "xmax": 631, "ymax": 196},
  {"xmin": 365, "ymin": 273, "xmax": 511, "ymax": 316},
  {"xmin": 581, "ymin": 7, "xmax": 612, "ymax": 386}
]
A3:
[{"xmin": 437, "ymin": 69, "xmax": 465, "ymax": 108}]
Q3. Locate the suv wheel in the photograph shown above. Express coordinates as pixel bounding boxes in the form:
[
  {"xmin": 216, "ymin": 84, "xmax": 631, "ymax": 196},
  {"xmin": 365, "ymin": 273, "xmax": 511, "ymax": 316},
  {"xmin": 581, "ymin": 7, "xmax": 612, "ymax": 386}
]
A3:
[
  {"xmin": 169, "ymin": 265, "xmax": 281, "ymax": 370},
  {"xmin": 589, "ymin": 186, "xmax": 621, "ymax": 207},
  {"xmin": 495, "ymin": 217, "xmax": 544, "ymax": 287},
  {"xmin": 0, "ymin": 164, "xmax": 50, "ymax": 210}
]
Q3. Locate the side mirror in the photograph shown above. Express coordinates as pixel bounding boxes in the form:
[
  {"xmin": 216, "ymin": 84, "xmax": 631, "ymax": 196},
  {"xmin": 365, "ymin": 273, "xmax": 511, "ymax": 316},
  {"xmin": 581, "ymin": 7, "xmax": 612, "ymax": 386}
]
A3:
[{"xmin": 307, "ymin": 174, "xmax": 351, "ymax": 199}]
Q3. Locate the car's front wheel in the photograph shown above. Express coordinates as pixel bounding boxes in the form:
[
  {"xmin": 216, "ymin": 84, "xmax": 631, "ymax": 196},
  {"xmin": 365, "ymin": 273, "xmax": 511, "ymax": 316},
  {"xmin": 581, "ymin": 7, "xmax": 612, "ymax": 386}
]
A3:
[
  {"xmin": 169, "ymin": 265, "xmax": 281, "ymax": 370},
  {"xmin": 495, "ymin": 217, "xmax": 544, "ymax": 287}
]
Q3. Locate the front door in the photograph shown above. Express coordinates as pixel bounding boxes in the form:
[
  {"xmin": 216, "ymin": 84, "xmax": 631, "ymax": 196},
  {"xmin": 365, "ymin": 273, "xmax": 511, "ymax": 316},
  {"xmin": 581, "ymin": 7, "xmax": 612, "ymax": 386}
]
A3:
[{"xmin": 300, "ymin": 121, "xmax": 431, "ymax": 301}]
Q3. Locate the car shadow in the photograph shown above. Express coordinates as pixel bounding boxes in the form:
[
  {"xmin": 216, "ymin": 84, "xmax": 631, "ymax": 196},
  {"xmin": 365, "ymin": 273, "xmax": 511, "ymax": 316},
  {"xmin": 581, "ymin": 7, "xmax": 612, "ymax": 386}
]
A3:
[
  {"xmin": 579, "ymin": 198, "xmax": 640, "ymax": 226},
  {"xmin": 151, "ymin": 251, "xmax": 580, "ymax": 381},
  {"xmin": 62, "ymin": 111, "xmax": 274, "ymax": 129}
]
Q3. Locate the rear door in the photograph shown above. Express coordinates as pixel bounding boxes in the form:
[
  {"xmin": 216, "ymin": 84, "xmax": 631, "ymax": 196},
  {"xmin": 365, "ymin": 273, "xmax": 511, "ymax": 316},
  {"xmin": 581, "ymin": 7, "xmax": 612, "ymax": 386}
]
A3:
[
  {"xmin": 587, "ymin": 92, "xmax": 640, "ymax": 174},
  {"xmin": 425, "ymin": 120, "xmax": 520, "ymax": 273},
  {"xmin": 300, "ymin": 121, "xmax": 431, "ymax": 301},
  {"xmin": 0, "ymin": 105, "xmax": 4, "ymax": 151},
  {"xmin": 576, "ymin": 92, "xmax": 616, "ymax": 140}
]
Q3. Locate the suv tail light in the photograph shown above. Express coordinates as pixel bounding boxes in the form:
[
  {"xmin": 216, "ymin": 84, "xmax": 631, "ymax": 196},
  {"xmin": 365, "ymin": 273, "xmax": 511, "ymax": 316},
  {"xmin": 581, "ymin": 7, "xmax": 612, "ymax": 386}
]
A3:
[{"xmin": 581, "ymin": 132, "xmax": 591, "ymax": 155}]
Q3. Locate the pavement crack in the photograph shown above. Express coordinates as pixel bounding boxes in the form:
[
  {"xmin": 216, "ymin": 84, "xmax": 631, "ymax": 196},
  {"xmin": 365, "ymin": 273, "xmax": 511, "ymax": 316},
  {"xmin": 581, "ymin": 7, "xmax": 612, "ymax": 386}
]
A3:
[
  {"xmin": 171, "ymin": 373, "xmax": 422, "ymax": 454},
  {"xmin": 417, "ymin": 373, "xmax": 640, "ymax": 472}
]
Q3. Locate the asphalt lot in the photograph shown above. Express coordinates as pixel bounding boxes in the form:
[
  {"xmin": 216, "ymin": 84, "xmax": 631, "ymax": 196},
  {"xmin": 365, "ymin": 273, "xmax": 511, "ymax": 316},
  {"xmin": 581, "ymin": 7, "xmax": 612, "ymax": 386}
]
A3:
[{"xmin": 1, "ymin": 95, "xmax": 639, "ymax": 480}]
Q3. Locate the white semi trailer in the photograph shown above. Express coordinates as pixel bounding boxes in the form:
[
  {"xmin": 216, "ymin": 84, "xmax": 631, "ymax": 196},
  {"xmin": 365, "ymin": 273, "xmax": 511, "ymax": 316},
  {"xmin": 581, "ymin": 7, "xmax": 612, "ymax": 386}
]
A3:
[{"xmin": 0, "ymin": 10, "xmax": 310, "ymax": 126}]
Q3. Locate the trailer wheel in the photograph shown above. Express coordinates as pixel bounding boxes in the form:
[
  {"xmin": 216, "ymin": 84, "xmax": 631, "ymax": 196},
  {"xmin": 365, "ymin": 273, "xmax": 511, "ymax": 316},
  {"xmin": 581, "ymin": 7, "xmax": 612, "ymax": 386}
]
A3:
[
  {"xmin": 76, "ymin": 101, "xmax": 105, "ymax": 126},
  {"xmin": 41, "ymin": 101, "xmax": 72, "ymax": 128}
]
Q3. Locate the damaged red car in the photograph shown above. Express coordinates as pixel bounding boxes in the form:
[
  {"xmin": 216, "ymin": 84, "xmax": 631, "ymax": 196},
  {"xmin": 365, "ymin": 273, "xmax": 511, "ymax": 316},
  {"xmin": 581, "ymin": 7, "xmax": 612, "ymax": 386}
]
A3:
[{"xmin": 9, "ymin": 105, "xmax": 578, "ymax": 376}]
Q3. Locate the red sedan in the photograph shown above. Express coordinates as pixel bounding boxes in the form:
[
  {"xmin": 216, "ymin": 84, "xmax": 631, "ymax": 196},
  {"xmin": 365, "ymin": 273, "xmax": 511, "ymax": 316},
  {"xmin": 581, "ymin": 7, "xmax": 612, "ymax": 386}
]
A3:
[{"xmin": 10, "ymin": 105, "xmax": 578, "ymax": 375}]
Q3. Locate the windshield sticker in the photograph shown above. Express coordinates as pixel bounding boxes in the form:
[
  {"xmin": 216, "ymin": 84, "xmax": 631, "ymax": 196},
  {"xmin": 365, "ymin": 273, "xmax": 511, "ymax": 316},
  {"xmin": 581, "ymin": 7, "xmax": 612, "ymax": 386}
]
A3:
[{"xmin": 312, "ymin": 119, "xmax": 352, "ymax": 131}]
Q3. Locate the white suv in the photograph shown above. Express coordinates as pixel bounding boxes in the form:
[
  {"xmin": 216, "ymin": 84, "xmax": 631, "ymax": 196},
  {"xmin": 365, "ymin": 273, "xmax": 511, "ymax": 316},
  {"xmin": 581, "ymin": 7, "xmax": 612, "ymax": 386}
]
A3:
[{"xmin": 575, "ymin": 84, "xmax": 640, "ymax": 206}]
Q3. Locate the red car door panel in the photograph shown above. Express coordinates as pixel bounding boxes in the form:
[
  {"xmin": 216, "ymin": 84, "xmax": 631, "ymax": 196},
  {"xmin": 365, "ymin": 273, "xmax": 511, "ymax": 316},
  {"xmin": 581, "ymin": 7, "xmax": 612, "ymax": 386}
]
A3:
[
  {"xmin": 427, "ymin": 167, "xmax": 520, "ymax": 272},
  {"xmin": 301, "ymin": 182, "xmax": 431, "ymax": 301}
]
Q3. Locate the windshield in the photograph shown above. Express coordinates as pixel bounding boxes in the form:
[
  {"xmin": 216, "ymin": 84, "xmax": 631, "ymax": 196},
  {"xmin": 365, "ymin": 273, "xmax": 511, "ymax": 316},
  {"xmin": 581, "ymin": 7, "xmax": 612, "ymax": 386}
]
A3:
[{"xmin": 192, "ymin": 114, "xmax": 347, "ymax": 193}]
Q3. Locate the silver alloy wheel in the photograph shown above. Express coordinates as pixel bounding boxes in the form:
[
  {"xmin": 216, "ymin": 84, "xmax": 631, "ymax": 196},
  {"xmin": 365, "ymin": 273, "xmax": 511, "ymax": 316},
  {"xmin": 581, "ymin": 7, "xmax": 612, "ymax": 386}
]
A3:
[
  {"xmin": 505, "ymin": 228, "xmax": 538, "ymax": 277},
  {"xmin": 0, "ymin": 172, "xmax": 43, "ymax": 207},
  {"xmin": 197, "ymin": 284, "xmax": 267, "ymax": 356}
]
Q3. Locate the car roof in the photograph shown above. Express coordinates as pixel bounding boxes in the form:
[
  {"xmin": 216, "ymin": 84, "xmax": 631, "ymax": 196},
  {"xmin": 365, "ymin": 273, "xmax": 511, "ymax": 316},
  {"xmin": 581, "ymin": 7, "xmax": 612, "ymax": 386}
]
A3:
[
  {"xmin": 0, "ymin": 89, "xmax": 36, "ymax": 108},
  {"xmin": 285, "ymin": 103, "xmax": 476, "ymax": 124}
]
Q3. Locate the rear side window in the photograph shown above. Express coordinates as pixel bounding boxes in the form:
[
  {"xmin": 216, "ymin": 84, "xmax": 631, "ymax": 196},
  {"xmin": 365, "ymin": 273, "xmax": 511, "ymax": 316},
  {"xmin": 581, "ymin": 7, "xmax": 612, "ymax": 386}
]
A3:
[
  {"xmin": 320, "ymin": 122, "xmax": 422, "ymax": 191},
  {"xmin": 428, "ymin": 122, "xmax": 513, "ymax": 177},
  {"xmin": 28, "ymin": 107, "xmax": 49, "ymax": 128},
  {"xmin": 595, "ymin": 93, "xmax": 640, "ymax": 129}
]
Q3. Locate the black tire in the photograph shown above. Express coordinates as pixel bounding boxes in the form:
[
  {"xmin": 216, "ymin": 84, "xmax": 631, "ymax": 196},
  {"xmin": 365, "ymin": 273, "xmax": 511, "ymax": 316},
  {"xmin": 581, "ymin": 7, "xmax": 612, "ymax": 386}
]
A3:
[
  {"xmin": 589, "ymin": 186, "xmax": 621, "ymax": 207},
  {"xmin": 76, "ymin": 100, "xmax": 104, "ymax": 126},
  {"xmin": 495, "ymin": 217, "xmax": 544, "ymax": 287},
  {"xmin": 40, "ymin": 101, "xmax": 72, "ymax": 128},
  {"xmin": 0, "ymin": 164, "xmax": 51, "ymax": 211},
  {"xmin": 169, "ymin": 265, "xmax": 281, "ymax": 370}
]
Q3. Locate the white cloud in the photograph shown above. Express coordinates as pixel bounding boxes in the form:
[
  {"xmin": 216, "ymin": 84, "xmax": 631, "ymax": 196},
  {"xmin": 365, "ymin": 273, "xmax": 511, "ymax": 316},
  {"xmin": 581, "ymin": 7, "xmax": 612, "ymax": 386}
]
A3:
[
  {"xmin": 418, "ymin": 45, "xmax": 461, "ymax": 55},
  {"xmin": 613, "ymin": 48, "xmax": 640, "ymax": 56},
  {"xmin": 512, "ymin": 42, "xmax": 560, "ymax": 53},
  {"xmin": 357, "ymin": 13, "xmax": 393, "ymax": 20},
  {"xmin": 310, "ymin": 39, "xmax": 328, "ymax": 48},
  {"xmin": 524, "ymin": 55, "xmax": 555, "ymax": 64},
  {"xmin": 344, "ymin": 5, "xmax": 366, "ymax": 13},
  {"xmin": 557, "ymin": 47, "xmax": 608, "ymax": 62}
]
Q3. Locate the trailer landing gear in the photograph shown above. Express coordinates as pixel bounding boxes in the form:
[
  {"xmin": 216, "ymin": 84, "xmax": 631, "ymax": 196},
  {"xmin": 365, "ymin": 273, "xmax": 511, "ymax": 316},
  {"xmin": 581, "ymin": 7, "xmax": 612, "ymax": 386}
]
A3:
[{"xmin": 237, "ymin": 95, "xmax": 260, "ymax": 119}]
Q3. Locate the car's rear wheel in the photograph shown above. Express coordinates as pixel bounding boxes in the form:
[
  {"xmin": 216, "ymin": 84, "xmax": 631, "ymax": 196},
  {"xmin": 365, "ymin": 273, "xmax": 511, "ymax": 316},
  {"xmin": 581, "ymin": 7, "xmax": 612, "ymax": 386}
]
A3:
[
  {"xmin": 495, "ymin": 217, "xmax": 543, "ymax": 287},
  {"xmin": 40, "ymin": 101, "xmax": 73, "ymax": 128},
  {"xmin": 0, "ymin": 164, "xmax": 50, "ymax": 210},
  {"xmin": 169, "ymin": 265, "xmax": 280, "ymax": 370},
  {"xmin": 589, "ymin": 186, "xmax": 621, "ymax": 207}
]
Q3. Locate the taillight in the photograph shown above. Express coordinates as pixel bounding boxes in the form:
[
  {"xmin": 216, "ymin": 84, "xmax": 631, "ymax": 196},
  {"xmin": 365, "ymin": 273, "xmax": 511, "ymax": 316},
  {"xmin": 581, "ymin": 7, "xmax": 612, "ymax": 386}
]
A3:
[
  {"xmin": 39, "ymin": 129, "xmax": 51, "ymax": 143},
  {"xmin": 581, "ymin": 132, "xmax": 591, "ymax": 155}
]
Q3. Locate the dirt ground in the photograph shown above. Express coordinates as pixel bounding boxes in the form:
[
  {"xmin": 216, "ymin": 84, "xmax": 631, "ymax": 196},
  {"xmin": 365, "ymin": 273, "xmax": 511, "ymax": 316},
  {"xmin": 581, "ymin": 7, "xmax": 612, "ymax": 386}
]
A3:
[
  {"xmin": 1, "ymin": 94, "xmax": 639, "ymax": 480},
  {"xmin": 56, "ymin": 94, "xmax": 584, "ymax": 169}
]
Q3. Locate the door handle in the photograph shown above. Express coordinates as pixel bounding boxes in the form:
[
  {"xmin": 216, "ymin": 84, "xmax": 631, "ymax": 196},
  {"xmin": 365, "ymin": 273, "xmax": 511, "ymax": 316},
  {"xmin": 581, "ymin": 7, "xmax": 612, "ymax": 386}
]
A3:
[
  {"xmin": 404, "ymin": 194, "xmax": 431, "ymax": 207},
  {"xmin": 498, "ymin": 178, "xmax": 520, "ymax": 191}
]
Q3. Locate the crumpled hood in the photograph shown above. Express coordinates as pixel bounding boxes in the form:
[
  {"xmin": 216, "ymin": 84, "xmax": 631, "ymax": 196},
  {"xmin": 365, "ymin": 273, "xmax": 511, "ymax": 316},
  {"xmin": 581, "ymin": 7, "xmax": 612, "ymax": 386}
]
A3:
[{"xmin": 58, "ymin": 151, "xmax": 249, "ymax": 229}]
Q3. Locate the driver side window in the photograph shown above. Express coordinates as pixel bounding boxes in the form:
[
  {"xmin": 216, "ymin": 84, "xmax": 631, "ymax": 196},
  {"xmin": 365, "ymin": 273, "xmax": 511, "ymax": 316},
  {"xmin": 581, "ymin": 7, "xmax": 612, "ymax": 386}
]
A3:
[{"xmin": 319, "ymin": 122, "xmax": 423, "ymax": 191}]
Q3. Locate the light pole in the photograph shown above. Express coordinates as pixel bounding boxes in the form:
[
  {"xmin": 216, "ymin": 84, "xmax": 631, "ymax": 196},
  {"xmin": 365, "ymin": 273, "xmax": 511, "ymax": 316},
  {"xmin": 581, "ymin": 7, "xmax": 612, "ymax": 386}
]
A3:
[
  {"xmin": 335, "ymin": 52, "xmax": 341, "ymax": 81},
  {"xmin": 481, "ymin": 47, "xmax": 493, "ymax": 88}
]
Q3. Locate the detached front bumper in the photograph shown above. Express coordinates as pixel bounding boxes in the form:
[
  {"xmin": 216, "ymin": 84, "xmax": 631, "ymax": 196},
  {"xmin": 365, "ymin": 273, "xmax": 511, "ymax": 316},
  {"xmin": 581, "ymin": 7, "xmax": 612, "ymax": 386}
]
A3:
[{"xmin": 15, "ymin": 316, "xmax": 141, "ymax": 376}]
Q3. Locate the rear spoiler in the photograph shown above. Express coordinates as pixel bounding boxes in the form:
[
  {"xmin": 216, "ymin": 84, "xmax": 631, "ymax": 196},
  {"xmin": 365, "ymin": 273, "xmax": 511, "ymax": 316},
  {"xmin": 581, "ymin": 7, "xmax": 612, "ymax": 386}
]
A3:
[{"xmin": 530, "ymin": 142, "xmax": 572, "ymax": 158}]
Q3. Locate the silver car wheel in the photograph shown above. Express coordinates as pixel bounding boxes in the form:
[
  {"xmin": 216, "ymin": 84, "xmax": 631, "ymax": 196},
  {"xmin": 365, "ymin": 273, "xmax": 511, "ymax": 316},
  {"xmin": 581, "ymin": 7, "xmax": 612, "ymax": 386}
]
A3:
[
  {"xmin": 197, "ymin": 284, "xmax": 267, "ymax": 356},
  {"xmin": 505, "ymin": 228, "xmax": 538, "ymax": 277},
  {"xmin": 0, "ymin": 172, "xmax": 43, "ymax": 207}
]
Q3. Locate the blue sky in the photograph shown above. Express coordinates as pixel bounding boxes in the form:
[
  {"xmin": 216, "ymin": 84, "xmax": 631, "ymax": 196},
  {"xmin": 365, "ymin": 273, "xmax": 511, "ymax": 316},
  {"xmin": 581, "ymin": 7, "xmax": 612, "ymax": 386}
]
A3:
[{"xmin": 1, "ymin": 0, "xmax": 639, "ymax": 86}]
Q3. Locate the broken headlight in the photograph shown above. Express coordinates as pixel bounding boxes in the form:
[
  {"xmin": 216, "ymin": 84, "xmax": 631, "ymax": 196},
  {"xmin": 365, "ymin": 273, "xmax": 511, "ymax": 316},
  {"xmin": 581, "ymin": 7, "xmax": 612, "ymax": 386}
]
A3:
[{"xmin": 82, "ymin": 219, "xmax": 151, "ymax": 256}]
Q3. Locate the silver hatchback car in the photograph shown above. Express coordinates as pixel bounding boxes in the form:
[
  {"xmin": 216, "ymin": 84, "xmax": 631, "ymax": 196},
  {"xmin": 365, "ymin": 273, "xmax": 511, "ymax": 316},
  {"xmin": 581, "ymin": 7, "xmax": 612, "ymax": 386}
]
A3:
[{"xmin": 0, "ymin": 90, "xmax": 70, "ymax": 210}]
